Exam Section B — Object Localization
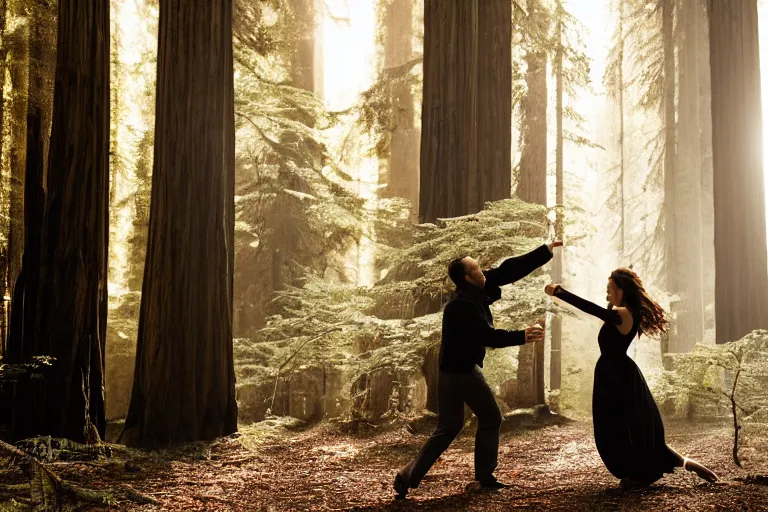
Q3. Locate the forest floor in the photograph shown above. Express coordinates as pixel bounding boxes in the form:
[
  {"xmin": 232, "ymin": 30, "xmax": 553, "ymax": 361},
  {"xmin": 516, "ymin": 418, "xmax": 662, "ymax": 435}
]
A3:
[{"xmin": 4, "ymin": 413, "xmax": 768, "ymax": 511}]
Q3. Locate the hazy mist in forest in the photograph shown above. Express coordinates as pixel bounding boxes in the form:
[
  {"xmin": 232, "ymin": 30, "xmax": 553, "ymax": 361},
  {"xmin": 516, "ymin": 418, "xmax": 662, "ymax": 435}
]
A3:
[{"xmin": 99, "ymin": 0, "xmax": 768, "ymax": 423}]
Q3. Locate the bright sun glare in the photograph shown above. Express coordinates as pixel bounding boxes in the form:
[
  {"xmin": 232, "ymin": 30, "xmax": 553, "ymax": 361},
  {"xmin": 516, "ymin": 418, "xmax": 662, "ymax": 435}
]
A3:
[
  {"xmin": 322, "ymin": 0, "xmax": 379, "ymax": 287},
  {"xmin": 315, "ymin": 0, "xmax": 768, "ymax": 284},
  {"xmin": 760, "ymin": 5, "xmax": 768, "ymax": 237}
]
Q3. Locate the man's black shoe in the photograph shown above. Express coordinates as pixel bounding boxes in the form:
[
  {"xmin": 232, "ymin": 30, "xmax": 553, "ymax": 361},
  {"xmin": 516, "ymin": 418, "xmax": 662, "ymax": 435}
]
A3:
[
  {"xmin": 393, "ymin": 473, "xmax": 409, "ymax": 499},
  {"xmin": 479, "ymin": 479, "xmax": 509, "ymax": 489}
]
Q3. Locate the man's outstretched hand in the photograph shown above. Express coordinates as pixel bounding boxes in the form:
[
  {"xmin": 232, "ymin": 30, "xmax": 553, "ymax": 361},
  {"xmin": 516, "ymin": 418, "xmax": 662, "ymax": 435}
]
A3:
[
  {"xmin": 547, "ymin": 240, "xmax": 563, "ymax": 252},
  {"xmin": 524, "ymin": 322, "xmax": 545, "ymax": 343}
]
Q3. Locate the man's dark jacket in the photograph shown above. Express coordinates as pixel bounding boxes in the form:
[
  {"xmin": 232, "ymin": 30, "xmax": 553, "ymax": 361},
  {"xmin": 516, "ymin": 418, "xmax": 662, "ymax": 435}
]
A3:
[{"xmin": 439, "ymin": 244, "xmax": 553, "ymax": 373}]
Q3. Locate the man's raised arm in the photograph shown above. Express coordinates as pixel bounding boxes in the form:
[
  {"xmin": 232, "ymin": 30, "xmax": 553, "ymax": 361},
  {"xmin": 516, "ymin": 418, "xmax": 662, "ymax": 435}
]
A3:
[{"xmin": 484, "ymin": 241, "xmax": 561, "ymax": 288}]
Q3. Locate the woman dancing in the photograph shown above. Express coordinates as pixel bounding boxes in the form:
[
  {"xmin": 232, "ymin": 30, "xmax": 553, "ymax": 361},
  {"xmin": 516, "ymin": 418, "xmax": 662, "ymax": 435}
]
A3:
[{"xmin": 545, "ymin": 268, "xmax": 718, "ymax": 488}]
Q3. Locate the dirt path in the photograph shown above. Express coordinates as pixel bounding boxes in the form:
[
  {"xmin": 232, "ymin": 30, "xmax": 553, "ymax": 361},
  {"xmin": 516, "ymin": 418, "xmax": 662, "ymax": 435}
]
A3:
[{"xmin": 47, "ymin": 419, "xmax": 768, "ymax": 511}]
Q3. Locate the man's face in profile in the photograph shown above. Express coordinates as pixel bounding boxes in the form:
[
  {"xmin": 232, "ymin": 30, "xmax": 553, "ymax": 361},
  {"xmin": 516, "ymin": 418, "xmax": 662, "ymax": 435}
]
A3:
[{"xmin": 461, "ymin": 257, "xmax": 486, "ymax": 288}]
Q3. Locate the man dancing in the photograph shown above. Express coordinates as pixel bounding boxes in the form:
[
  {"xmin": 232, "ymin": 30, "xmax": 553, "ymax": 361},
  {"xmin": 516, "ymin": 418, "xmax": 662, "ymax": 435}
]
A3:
[{"xmin": 393, "ymin": 240, "xmax": 562, "ymax": 499}]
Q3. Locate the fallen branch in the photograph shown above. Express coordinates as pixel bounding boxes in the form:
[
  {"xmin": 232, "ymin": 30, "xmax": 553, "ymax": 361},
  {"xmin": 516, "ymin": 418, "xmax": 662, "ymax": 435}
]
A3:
[
  {"xmin": 0, "ymin": 439, "xmax": 161, "ymax": 509},
  {"xmin": 730, "ymin": 368, "xmax": 743, "ymax": 467}
]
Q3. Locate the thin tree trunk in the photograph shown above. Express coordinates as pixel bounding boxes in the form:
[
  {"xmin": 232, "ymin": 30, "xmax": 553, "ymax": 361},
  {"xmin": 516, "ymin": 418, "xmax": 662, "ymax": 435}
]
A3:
[
  {"xmin": 514, "ymin": 0, "xmax": 549, "ymax": 408},
  {"xmin": 699, "ymin": 0, "xmax": 715, "ymax": 331},
  {"xmin": 670, "ymin": 0, "xmax": 704, "ymax": 352},
  {"xmin": 618, "ymin": 0, "xmax": 625, "ymax": 258},
  {"xmin": 516, "ymin": 0, "xmax": 548, "ymax": 206},
  {"xmin": 122, "ymin": 0, "xmax": 237, "ymax": 446},
  {"xmin": 7, "ymin": 0, "xmax": 57, "ymax": 363},
  {"xmin": 476, "ymin": 0, "xmax": 511, "ymax": 205},
  {"xmin": 32, "ymin": 0, "xmax": 111, "ymax": 442},
  {"xmin": 418, "ymin": 0, "xmax": 478, "ymax": 223},
  {"xmin": 550, "ymin": 0, "xmax": 564, "ymax": 401},
  {"xmin": 382, "ymin": 0, "xmax": 419, "ymax": 222},
  {"xmin": 662, "ymin": 0, "xmax": 676, "ymax": 294},
  {"xmin": 707, "ymin": 0, "xmax": 768, "ymax": 344}
]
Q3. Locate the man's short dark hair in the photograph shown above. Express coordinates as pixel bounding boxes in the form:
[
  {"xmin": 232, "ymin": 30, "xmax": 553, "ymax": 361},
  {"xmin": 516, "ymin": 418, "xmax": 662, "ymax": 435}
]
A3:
[{"xmin": 448, "ymin": 257, "xmax": 468, "ymax": 288}]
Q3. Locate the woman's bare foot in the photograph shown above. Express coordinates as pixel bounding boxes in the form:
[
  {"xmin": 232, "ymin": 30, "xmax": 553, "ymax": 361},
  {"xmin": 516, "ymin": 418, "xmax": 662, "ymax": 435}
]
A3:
[{"xmin": 683, "ymin": 457, "xmax": 719, "ymax": 483}]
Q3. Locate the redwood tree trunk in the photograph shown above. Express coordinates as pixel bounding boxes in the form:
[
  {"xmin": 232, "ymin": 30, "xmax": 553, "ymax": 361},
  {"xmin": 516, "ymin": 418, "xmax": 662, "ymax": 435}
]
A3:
[
  {"xmin": 516, "ymin": 0, "xmax": 548, "ymax": 205},
  {"xmin": 514, "ymin": 0, "xmax": 549, "ymax": 408},
  {"xmin": 122, "ymin": 0, "xmax": 237, "ymax": 446},
  {"xmin": 28, "ymin": 0, "xmax": 111, "ymax": 442},
  {"xmin": 382, "ymin": 0, "xmax": 419, "ymax": 221},
  {"xmin": 699, "ymin": 0, "xmax": 715, "ymax": 327},
  {"xmin": 662, "ymin": 0, "xmax": 676, "ymax": 294},
  {"xmin": 476, "ymin": 0, "xmax": 512, "ymax": 204},
  {"xmin": 419, "ymin": 0, "xmax": 478, "ymax": 223},
  {"xmin": 5, "ymin": 15, "xmax": 28, "ymax": 358},
  {"xmin": 707, "ymin": 0, "xmax": 768, "ymax": 344},
  {"xmin": 0, "ymin": 0, "xmax": 7, "ymax": 355},
  {"xmin": 550, "ymin": 1, "xmax": 564, "ymax": 400},
  {"xmin": 670, "ymin": 0, "xmax": 704, "ymax": 352}
]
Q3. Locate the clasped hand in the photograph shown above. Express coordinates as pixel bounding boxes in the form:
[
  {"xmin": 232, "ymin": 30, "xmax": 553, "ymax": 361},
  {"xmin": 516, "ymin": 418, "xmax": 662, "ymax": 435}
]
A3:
[{"xmin": 524, "ymin": 318, "xmax": 545, "ymax": 343}]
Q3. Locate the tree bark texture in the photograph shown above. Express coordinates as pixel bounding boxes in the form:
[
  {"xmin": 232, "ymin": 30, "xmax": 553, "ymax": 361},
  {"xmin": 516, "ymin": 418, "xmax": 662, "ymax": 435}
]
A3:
[
  {"xmin": 419, "ymin": 0, "xmax": 512, "ymax": 223},
  {"xmin": 123, "ymin": 0, "xmax": 238, "ymax": 446},
  {"xmin": 662, "ymin": 0, "xmax": 676, "ymax": 294},
  {"xmin": 6, "ymin": 17, "xmax": 29, "ymax": 356},
  {"xmin": 516, "ymin": 0, "xmax": 548, "ymax": 206},
  {"xmin": 7, "ymin": 1, "xmax": 57, "ymax": 361},
  {"xmin": 27, "ymin": 0, "xmax": 57, "ymax": 186},
  {"xmin": 707, "ymin": 0, "xmax": 768, "ymax": 343},
  {"xmin": 550, "ymin": 1, "xmax": 564, "ymax": 395},
  {"xmin": 27, "ymin": 0, "xmax": 111, "ymax": 442},
  {"xmin": 669, "ymin": 0, "xmax": 704, "ymax": 352},
  {"xmin": 698, "ymin": 0, "xmax": 715, "ymax": 325},
  {"xmin": 513, "ymin": 0, "xmax": 549, "ymax": 408},
  {"xmin": 419, "ymin": 0, "xmax": 478, "ymax": 223},
  {"xmin": 476, "ymin": 0, "xmax": 512, "ymax": 204},
  {"xmin": 382, "ymin": 0, "xmax": 419, "ymax": 221},
  {"xmin": 0, "ymin": 0, "xmax": 7, "ymax": 355}
]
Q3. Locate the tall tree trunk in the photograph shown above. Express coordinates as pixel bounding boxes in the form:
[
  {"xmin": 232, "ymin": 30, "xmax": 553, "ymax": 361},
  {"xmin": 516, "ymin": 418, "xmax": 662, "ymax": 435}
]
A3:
[
  {"xmin": 8, "ymin": 0, "xmax": 57, "ymax": 363},
  {"xmin": 418, "ymin": 0, "xmax": 477, "ymax": 223},
  {"xmin": 550, "ymin": 0, "xmax": 564, "ymax": 404},
  {"xmin": 514, "ymin": 0, "xmax": 549, "ymax": 408},
  {"xmin": 617, "ymin": 0, "xmax": 626, "ymax": 258},
  {"xmin": 707, "ymin": 0, "xmax": 768, "ymax": 344},
  {"xmin": 419, "ymin": 0, "xmax": 513, "ymax": 410},
  {"xmin": 670, "ymin": 0, "xmax": 704, "ymax": 352},
  {"xmin": 5, "ymin": 15, "xmax": 28, "ymax": 358},
  {"xmin": 662, "ymin": 0, "xmax": 676, "ymax": 294},
  {"xmin": 30, "ymin": 0, "xmax": 111, "ymax": 442},
  {"xmin": 516, "ymin": 0, "xmax": 548, "ymax": 206},
  {"xmin": 27, "ymin": 1, "xmax": 57, "ymax": 188},
  {"xmin": 418, "ymin": 0, "xmax": 511, "ymax": 224},
  {"xmin": 0, "ymin": 0, "xmax": 6, "ymax": 355},
  {"xmin": 699, "ymin": 0, "xmax": 715, "ymax": 332},
  {"xmin": 122, "ymin": 0, "xmax": 237, "ymax": 446},
  {"xmin": 382, "ymin": 0, "xmax": 419, "ymax": 222},
  {"xmin": 418, "ymin": 0, "xmax": 478, "ymax": 411},
  {"xmin": 476, "ymin": 0, "xmax": 512, "ymax": 205}
]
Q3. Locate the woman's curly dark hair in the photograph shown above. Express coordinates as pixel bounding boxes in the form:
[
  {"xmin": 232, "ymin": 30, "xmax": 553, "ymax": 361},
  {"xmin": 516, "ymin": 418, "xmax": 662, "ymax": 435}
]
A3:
[{"xmin": 610, "ymin": 267, "xmax": 668, "ymax": 338}]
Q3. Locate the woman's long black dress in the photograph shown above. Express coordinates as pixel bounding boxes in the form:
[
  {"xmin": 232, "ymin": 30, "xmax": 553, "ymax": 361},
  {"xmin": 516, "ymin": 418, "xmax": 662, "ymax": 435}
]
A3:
[{"xmin": 553, "ymin": 287, "xmax": 679, "ymax": 482}]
